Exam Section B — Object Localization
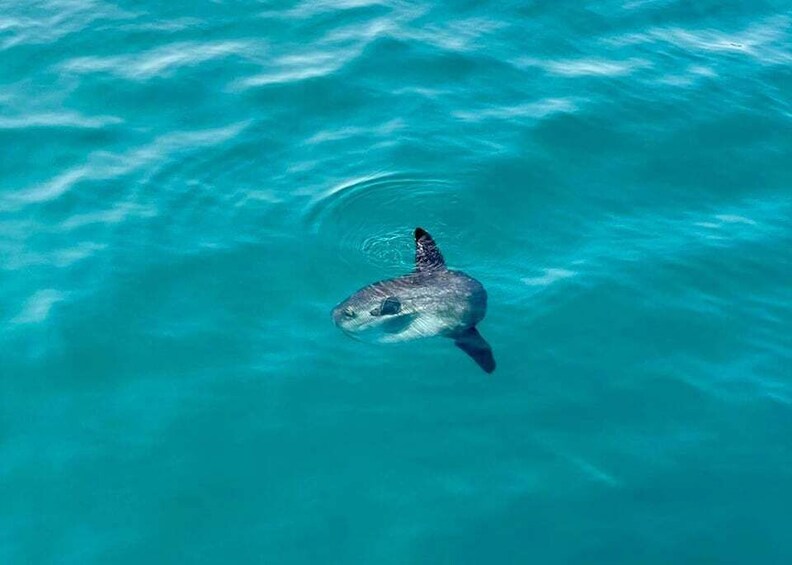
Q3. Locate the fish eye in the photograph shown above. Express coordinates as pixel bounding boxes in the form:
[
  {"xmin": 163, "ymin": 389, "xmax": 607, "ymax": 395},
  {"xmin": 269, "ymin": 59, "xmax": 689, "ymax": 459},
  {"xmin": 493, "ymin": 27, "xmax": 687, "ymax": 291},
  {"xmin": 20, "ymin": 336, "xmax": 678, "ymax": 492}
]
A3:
[{"xmin": 342, "ymin": 307, "xmax": 356, "ymax": 319}]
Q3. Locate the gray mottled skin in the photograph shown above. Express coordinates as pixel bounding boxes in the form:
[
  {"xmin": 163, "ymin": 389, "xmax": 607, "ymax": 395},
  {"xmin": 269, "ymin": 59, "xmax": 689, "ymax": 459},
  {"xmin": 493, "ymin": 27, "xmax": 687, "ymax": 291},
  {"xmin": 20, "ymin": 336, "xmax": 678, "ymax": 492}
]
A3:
[{"xmin": 332, "ymin": 228, "xmax": 496, "ymax": 373}]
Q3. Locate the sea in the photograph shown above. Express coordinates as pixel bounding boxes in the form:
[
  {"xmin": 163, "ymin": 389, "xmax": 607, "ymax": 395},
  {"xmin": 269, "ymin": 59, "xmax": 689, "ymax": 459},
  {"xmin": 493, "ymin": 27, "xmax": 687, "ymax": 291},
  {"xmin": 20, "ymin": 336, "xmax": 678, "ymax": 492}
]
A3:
[{"xmin": 1, "ymin": 1, "xmax": 791, "ymax": 563}]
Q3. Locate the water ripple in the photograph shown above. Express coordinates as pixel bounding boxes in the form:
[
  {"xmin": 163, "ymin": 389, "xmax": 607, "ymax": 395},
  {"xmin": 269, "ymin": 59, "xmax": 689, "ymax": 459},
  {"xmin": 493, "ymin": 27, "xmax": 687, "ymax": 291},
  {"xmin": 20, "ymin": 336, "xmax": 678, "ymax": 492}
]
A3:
[
  {"xmin": 514, "ymin": 56, "xmax": 650, "ymax": 77},
  {"xmin": 303, "ymin": 172, "xmax": 460, "ymax": 270},
  {"xmin": 606, "ymin": 15, "xmax": 791, "ymax": 65},
  {"xmin": 61, "ymin": 40, "xmax": 258, "ymax": 80},
  {"xmin": 236, "ymin": 46, "xmax": 362, "ymax": 89},
  {"xmin": 454, "ymin": 97, "xmax": 579, "ymax": 123},
  {"xmin": 4, "ymin": 121, "xmax": 250, "ymax": 207},
  {"xmin": 0, "ymin": 112, "xmax": 122, "ymax": 130},
  {"xmin": 11, "ymin": 289, "xmax": 66, "ymax": 325},
  {"xmin": 0, "ymin": 0, "xmax": 134, "ymax": 50}
]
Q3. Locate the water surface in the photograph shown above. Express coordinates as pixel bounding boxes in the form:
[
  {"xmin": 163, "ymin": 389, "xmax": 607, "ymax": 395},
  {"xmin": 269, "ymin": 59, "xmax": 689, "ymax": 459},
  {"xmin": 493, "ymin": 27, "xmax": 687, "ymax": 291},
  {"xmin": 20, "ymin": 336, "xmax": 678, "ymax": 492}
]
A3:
[{"xmin": 1, "ymin": 1, "xmax": 791, "ymax": 563}]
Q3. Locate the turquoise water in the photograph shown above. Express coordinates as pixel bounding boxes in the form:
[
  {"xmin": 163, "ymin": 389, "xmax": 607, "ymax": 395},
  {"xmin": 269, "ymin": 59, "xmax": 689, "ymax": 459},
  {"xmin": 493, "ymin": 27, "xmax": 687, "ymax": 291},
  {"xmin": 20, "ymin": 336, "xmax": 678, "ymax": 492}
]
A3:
[{"xmin": 2, "ymin": 0, "xmax": 791, "ymax": 562}]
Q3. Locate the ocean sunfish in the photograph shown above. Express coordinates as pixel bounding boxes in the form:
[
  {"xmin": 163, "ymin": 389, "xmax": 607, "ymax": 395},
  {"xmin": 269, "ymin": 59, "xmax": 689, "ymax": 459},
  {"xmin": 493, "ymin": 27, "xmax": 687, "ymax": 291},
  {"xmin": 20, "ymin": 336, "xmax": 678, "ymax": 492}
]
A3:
[{"xmin": 331, "ymin": 228, "xmax": 495, "ymax": 373}]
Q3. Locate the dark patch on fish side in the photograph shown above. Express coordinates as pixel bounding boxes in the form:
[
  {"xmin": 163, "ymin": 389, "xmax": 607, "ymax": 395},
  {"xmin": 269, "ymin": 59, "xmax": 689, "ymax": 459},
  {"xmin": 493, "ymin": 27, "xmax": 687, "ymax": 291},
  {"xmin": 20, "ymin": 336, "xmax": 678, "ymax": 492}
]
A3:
[{"xmin": 370, "ymin": 296, "xmax": 401, "ymax": 316}]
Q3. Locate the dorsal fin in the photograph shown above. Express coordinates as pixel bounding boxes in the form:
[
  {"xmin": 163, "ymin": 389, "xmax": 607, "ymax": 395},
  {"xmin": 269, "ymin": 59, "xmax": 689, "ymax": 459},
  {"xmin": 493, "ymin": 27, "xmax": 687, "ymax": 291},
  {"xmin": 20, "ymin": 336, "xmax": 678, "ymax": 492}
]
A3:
[{"xmin": 414, "ymin": 227, "xmax": 446, "ymax": 272}]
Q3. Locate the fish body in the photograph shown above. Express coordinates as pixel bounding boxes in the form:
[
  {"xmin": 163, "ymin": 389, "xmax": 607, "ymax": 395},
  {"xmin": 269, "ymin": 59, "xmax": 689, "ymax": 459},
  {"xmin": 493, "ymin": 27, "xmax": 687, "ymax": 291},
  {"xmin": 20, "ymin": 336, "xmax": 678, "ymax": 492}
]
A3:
[{"xmin": 332, "ymin": 228, "xmax": 495, "ymax": 373}]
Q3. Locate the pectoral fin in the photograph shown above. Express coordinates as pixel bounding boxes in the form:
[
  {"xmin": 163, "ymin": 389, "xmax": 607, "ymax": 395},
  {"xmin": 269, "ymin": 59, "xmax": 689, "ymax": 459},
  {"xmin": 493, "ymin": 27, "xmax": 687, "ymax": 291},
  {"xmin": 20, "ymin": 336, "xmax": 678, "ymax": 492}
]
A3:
[{"xmin": 454, "ymin": 327, "xmax": 496, "ymax": 374}]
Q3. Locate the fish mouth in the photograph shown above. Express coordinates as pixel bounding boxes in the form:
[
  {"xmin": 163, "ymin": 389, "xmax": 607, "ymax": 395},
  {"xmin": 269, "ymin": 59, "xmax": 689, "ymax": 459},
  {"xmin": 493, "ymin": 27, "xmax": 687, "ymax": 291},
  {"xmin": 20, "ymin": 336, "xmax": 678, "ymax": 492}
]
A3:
[
  {"xmin": 331, "ymin": 302, "xmax": 417, "ymax": 341},
  {"xmin": 330, "ymin": 305, "xmax": 343, "ymax": 326},
  {"xmin": 331, "ymin": 302, "xmax": 354, "ymax": 326},
  {"xmin": 331, "ymin": 303, "xmax": 368, "ymax": 337}
]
